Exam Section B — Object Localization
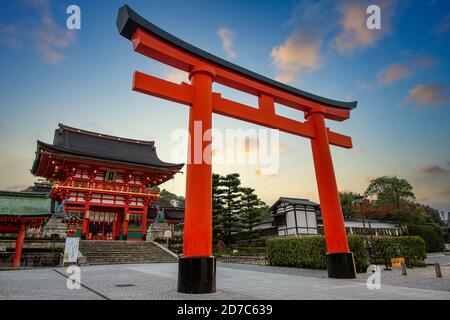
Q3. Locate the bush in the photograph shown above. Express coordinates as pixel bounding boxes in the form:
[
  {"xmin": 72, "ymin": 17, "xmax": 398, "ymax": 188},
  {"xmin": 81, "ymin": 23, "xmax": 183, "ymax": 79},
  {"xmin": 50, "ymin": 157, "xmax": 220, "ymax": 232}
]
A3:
[
  {"xmin": 407, "ymin": 224, "xmax": 444, "ymax": 253},
  {"xmin": 372, "ymin": 236, "xmax": 426, "ymax": 267},
  {"xmin": 348, "ymin": 235, "xmax": 370, "ymax": 272},
  {"xmin": 266, "ymin": 235, "xmax": 369, "ymax": 272}
]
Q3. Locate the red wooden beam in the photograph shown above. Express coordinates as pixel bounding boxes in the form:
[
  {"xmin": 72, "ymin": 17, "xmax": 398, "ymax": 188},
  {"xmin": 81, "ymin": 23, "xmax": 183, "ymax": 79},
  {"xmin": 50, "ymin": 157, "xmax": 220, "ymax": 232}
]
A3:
[
  {"xmin": 133, "ymin": 71, "xmax": 353, "ymax": 148},
  {"xmin": 0, "ymin": 226, "xmax": 20, "ymax": 232},
  {"xmin": 133, "ymin": 71, "xmax": 193, "ymax": 105}
]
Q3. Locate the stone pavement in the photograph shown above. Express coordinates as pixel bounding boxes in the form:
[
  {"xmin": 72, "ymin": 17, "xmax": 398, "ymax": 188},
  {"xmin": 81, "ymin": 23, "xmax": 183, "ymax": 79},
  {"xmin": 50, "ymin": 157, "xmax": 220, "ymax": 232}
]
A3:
[
  {"xmin": 0, "ymin": 262, "xmax": 449, "ymax": 300},
  {"xmin": 426, "ymin": 252, "xmax": 450, "ymax": 266},
  {"xmin": 219, "ymin": 262, "xmax": 450, "ymax": 292}
]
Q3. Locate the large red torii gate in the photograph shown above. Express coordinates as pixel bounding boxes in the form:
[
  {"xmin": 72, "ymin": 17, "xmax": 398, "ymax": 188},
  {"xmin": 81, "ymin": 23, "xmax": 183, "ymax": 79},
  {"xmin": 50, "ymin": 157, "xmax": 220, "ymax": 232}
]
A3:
[{"xmin": 117, "ymin": 5, "xmax": 358, "ymax": 293}]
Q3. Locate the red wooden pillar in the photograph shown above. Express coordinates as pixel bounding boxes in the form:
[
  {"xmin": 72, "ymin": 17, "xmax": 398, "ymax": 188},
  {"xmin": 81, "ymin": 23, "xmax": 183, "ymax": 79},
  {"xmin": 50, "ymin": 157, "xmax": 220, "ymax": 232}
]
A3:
[
  {"xmin": 112, "ymin": 213, "xmax": 120, "ymax": 240},
  {"xmin": 112, "ymin": 216, "xmax": 117, "ymax": 240},
  {"xmin": 12, "ymin": 225, "xmax": 26, "ymax": 267},
  {"xmin": 308, "ymin": 111, "xmax": 356, "ymax": 278},
  {"xmin": 81, "ymin": 203, "xmax": 89, "ymax": 240},
  {"xmin": 178, "ymin": 65, "xmax": 216, "ymax": 294},
  {"xmin": 142, "ymin": 207, "xmax": 148, "ymax": 241},
  {"xmin": 123, "ymin": 207, "xmax": 129, "ymax": 240}
]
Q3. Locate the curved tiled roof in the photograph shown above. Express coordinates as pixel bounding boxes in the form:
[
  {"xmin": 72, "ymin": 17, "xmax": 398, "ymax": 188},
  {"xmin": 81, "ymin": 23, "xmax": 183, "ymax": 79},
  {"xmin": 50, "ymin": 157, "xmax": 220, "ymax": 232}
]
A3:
[
  {"xmin": 31, "ymin": 124, "xmax": 183, "ymax": 173},
  {"xmin": 0, "ymin": 190, "xmax": 51, "ymax": 217}
]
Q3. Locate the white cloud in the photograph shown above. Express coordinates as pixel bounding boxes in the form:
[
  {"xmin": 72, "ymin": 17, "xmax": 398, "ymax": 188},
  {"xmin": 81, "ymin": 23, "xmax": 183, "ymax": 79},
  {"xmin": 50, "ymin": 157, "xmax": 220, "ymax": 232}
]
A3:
[
  {"xmin": 271, "ymin": 0, "xmax": 398, "ymax": 84},
  {"xmin": 432, "ymin": 12, "xmax": 450, "ymax": 36},
  {"xmin": 217, "ymin": 27, "xmax": 236, "ymax": 59},
  {"xmin": 333, "ymin": 1, "xmax": 397, "ymax": 54},
  {"xmin": 271, "ymin": 29, "xmax": 323, "ymax": 84},
  {"xmin": 405, "ymin": 84, "xmax": 449, "ymax": 108},
  {"xmin": 378, "ymin": 56, "xmax": 435, "ymax": 86},
  {"xmin": 1, "ymin": 0, "xmax": 77, "ymax": 63},
  {"xmin": 31, "ymin": 0, "xmax": 76, "ymax": 63},
  {"xmin": 165, "ymin": 68, "xmax": 188, "ymax": 83}
]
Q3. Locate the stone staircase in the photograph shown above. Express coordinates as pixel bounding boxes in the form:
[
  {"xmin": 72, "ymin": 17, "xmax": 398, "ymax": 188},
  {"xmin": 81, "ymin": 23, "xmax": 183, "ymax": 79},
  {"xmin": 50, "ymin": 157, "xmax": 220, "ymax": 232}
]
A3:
[{"xmin": 79, "ymin": 240, "xmax": 177, "ymax": 265}]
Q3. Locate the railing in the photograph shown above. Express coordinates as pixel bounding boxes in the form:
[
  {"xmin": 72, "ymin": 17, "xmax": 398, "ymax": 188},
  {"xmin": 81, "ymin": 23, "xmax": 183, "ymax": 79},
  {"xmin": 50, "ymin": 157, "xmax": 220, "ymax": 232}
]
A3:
[
  {"xmin": 57, "ymin": 181, "xmax": 159, "ymax": 195},
  {"xmin": 219, "ymin": 255, "xmax": 268, "ymax": 266}
]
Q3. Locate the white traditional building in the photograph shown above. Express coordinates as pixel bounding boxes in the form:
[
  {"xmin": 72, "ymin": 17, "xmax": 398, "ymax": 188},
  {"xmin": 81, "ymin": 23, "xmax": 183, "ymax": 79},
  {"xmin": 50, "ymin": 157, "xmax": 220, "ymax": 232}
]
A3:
[
  {"xmin": 256, "ymin": 197, "xmax": 404, "ymax": 238},
  {"xmin": 270, "ymin": 197, "xmax": 320, "ymax": 236},
  {"xmin": 339, "ymin": 219, "xmax": 402, "ymax": 237}
]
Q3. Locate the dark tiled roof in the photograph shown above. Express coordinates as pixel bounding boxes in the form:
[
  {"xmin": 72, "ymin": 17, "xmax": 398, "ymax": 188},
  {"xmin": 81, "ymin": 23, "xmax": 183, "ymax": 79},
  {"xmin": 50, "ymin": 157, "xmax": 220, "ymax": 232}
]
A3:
[
  {"xmin": 33, "ymin": 124, "xmax": 183, "ymax": 171},
  {"xmin": 270, "ymin": 197, "xmax": 320, "ymax": 210},
  {"xmin": 165, "ymin": 208, "xmax": 184, "ymax": 220},
  {"xmin": 148, "ymin": 207, "xmax": 184, "ymax": 220}
]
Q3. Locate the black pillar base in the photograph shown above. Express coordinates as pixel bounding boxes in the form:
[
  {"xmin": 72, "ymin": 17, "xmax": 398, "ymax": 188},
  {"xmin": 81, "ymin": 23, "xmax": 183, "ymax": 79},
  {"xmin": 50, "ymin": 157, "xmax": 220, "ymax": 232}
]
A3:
[
  {"xmin": 177, "ymin": 256, "xmax": 216, "ymax": 294},
  {"xmin": 327, "ymin": 252, "xmax": 357, "ymax": 279}
]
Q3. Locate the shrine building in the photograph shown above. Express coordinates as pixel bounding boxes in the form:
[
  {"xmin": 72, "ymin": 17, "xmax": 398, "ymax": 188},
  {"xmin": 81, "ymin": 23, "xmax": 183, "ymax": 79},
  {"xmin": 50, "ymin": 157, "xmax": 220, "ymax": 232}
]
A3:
[{"xmin": 31, "ymin": 124, "xmax": 183, "ymax": 241}]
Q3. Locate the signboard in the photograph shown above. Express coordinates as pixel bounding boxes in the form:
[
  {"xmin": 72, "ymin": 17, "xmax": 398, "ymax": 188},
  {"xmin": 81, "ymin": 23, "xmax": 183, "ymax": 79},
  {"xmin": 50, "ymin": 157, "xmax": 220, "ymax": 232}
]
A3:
[
  {"xmin": 63, "ymin": 236, "xmax": 80, "ymax": 263},
  {"xmin": 391, "ymin": 257, "xmax": 405, "ymax": 268}
]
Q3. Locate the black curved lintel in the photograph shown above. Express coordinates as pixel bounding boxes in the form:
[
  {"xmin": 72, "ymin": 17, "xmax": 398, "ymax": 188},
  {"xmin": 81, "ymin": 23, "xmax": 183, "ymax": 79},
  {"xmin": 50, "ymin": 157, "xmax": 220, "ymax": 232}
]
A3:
[{"xmin": 116, "ymin": 4, "xmax": 357, "ymax": 111}]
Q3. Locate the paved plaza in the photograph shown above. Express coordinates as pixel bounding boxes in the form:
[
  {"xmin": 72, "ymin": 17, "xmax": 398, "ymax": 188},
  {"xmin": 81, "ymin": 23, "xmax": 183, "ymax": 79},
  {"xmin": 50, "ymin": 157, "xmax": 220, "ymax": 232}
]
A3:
[{"xmin": 1, "ymin": 261, "xmax": 449, "ymax": 300}]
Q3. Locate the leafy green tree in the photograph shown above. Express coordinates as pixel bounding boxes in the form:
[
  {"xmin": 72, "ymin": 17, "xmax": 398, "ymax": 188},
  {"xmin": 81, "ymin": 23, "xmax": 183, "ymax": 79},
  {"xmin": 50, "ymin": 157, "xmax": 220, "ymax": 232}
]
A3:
[
  {"xmin": 402, "ymin": 202, "xmax": 445, "ymax": 252},
  {"xmin": 152, "ymin": 188, "xmax": 185, "ymax": 208},
  {"xmin": 362, "ymin": 176, "xmax": 444, "ymax": 251},
  {"xmin": 422, "ymin": 205, "xmax": 444, "ymax": 226},
  {"xmin": 219, "ymin": 173, "xmax": 243, "ymax": 247},
  {"xmin": 364, "ymin": 176, "xmax": 415, "ymax": 210},
  {"xmin": 339, "ymin": 191, "xmax": 359, "ymax": 219},
  {"xmin": 364, "ymin": 176, "xmax": 415, "ymax": 225},
  {"xmin": 239, "ymin": 187, "xmax": 266, "ymax": 246}
]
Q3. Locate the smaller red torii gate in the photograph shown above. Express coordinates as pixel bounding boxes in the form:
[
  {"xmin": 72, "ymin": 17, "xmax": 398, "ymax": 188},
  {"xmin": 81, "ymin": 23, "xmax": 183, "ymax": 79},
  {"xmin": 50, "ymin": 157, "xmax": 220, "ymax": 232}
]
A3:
[
  {"xmin": 117, "ymin": 5, "xmax": 358, "ymax": 294},
  {"xmin": 0, "ymin": 215, "xmax": 50, "ymax": 267}
]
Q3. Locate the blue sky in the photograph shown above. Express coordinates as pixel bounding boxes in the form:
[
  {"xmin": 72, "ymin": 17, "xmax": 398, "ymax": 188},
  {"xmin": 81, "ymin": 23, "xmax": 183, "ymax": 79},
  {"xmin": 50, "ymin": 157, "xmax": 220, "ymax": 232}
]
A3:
[{"xmin": 0, "ymin": 0, "xmax": 449, "ymax": 212}]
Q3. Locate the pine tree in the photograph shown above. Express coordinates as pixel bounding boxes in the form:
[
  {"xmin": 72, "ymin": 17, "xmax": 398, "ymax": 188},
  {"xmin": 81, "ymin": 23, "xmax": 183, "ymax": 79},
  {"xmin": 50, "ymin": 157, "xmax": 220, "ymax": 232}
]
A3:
[
  {"xmin": 212, "ymin": 173, "xmax": 224, "ymax": 244},
  {"xmin": 219, "ymin": 173, "xmax": 242, "ymax": 247},
  {"xmin": 239, "ymin": 187, "xmax": 266, "ymax": 246}
]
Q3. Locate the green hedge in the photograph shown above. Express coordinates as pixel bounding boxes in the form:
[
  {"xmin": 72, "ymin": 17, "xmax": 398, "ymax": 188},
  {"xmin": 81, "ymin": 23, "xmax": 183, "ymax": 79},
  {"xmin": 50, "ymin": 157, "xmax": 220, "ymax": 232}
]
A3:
[
  {"xmin": 407, "ymin": 224, "xmax": 444, "ymax": 253},
  {"xmin": 266, "ymin": 235, "xmax": 369, "ymax": 272},
  {"xmin": 372, "ymin": 236, "xmax": 426, "ymax": 267}
]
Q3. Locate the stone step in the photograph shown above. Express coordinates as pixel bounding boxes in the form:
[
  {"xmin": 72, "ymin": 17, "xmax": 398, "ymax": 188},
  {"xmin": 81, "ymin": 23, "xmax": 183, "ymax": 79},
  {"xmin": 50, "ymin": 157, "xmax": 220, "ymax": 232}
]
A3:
[
  {"xmin": 86, "ymin": 260, "xmax": 175, "ymax": 265},
  {"xmin": 85, "ymin": 258, "xmax": 175, "ymax": 264},
  {"xmin": 82, "ymin": 252, "xmax": 162, "ymax": 255},
  {"xmin": 85, "ymin": 258, "xmax": 170, "ymax": 262},
  {"xmin": 78, "ymin": 240, "xmax": 177, "ymax": 265},
  {"xmin": 83, "ymin": 254, "xmax": 168, "ymax": 258},
  {"xmin": 80, "ymin": 249, "xmax": 163, "ymax": 253}
]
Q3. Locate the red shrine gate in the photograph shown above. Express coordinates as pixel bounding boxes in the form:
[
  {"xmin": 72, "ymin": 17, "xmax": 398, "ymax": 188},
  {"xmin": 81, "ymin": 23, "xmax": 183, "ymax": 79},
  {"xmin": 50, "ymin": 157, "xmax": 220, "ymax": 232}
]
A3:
[{"xmin": 117, "ymin": 5, "xmax": 358, "ymax": 293}]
